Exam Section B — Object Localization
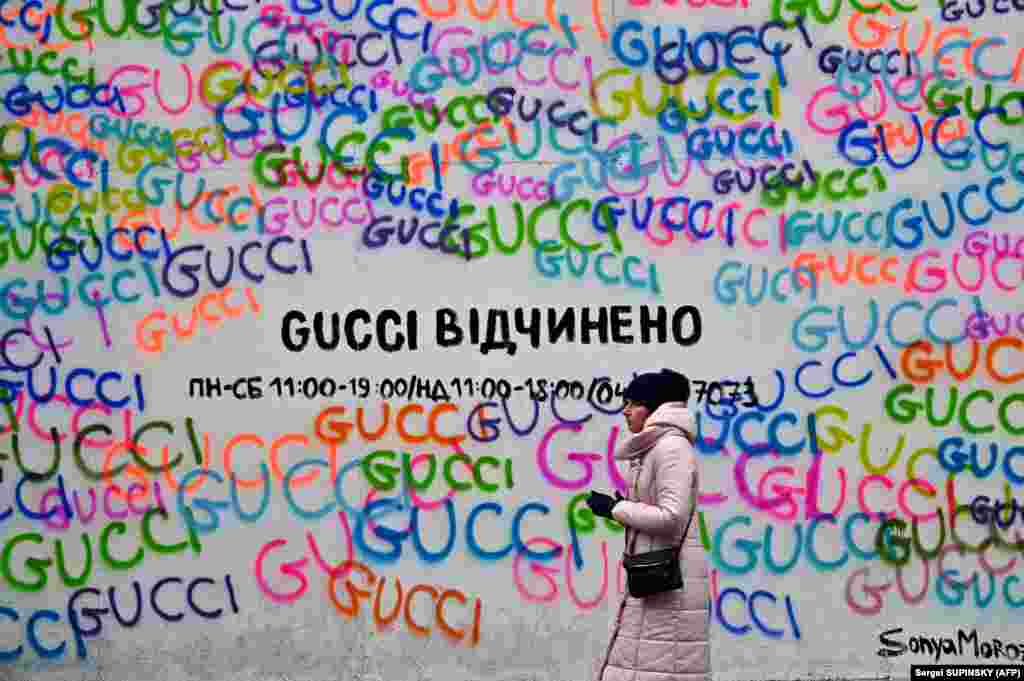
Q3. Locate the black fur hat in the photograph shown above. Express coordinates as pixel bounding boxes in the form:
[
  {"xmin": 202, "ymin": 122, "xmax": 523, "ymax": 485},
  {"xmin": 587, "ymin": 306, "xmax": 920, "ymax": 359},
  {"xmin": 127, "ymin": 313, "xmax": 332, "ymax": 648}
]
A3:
[{"xmin": 622, "ymin": 369, "xmax": 691, "ymax": 412}]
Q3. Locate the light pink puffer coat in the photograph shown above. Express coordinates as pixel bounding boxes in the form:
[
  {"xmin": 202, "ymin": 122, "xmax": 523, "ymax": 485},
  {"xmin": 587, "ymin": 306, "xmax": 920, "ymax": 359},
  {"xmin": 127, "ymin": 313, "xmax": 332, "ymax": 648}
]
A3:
[{"xmin": 594, "ymin": 402, "xmax": 710, "ymax": 681}]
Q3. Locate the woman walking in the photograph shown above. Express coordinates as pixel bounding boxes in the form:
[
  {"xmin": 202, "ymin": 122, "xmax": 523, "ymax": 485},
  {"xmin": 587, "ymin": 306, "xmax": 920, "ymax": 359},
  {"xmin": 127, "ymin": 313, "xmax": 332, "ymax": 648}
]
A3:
[{"xmin": 587, "ymin": 369, "xmax": 711, "ymax": 681}]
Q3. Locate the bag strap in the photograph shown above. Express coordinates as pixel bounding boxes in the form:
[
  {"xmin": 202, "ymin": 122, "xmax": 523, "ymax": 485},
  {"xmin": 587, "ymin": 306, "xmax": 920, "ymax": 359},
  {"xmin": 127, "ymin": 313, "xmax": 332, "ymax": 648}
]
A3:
[
  {"xmin": 675, "ymin": 488, "xmax": 697, "ymax": 553},
  {"xmin": 624, "ymin": 467, "xmax": 640, "ymax": 557}
]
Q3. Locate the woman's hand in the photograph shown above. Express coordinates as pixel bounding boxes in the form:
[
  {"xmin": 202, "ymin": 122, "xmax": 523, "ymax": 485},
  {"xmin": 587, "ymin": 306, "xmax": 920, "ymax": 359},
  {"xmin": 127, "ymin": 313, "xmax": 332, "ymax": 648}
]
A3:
[{"xmin": 586, "ymin": 490, "xmax": 625, "ymax": 519}]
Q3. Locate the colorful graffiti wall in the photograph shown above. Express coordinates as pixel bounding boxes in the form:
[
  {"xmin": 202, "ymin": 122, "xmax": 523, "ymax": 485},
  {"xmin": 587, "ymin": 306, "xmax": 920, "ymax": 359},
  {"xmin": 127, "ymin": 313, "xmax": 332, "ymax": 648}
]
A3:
[{"xmin": 0, "ymin": 0, "xmax": 1022, "ymax": 678}]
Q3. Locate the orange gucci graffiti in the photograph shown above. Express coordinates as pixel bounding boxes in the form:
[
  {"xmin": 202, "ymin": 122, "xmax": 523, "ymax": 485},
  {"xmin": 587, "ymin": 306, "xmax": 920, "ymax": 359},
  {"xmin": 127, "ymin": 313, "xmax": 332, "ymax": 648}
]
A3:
[{"xmin": 134, "ymin": 288, "xmax": 262, "ymax": 356}]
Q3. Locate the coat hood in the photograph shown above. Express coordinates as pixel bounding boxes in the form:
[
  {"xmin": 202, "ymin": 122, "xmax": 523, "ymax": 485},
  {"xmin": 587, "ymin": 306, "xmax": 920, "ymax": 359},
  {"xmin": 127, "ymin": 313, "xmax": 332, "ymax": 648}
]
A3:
[
  {"xmin": 644, "ymin": 402, "xmax": 695, "ymax": 433},
  {"xmin": 614, "ymin": 402, "xmax": 695, "ymax": 460}
]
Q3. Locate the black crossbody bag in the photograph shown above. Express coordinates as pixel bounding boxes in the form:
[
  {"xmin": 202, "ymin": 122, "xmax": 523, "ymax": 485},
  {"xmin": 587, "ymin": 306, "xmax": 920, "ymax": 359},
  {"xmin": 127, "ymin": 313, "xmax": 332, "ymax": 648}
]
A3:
[{"xmin": 621, "ymin": 467, "xmax": 697, "ymax": 599}]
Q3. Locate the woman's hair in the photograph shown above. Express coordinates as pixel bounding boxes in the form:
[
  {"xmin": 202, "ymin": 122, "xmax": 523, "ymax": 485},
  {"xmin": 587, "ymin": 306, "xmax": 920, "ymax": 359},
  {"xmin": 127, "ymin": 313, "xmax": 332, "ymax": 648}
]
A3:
[{"xmin": 623, "ymin": 369, "xmax": 691, "ymax": 413}]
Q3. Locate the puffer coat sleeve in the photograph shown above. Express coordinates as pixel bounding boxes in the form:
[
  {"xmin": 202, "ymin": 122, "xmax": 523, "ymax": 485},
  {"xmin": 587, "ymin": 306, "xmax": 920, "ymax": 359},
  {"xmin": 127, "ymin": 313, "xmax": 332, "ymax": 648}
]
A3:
[
  {"xmin": 594, "ymin": 432, "xmax": 711, "ymax": 681},
  {"xmin": 612, "ymin": 441, "xmax": 695, "ymax": 537}
]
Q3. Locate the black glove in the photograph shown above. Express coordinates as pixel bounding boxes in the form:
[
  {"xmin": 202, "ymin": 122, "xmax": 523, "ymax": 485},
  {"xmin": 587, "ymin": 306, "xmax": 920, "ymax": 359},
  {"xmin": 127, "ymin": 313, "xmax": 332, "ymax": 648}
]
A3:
[{"xmin": 586, "ymin": 490, "xmax": 624, "ymax": 519}]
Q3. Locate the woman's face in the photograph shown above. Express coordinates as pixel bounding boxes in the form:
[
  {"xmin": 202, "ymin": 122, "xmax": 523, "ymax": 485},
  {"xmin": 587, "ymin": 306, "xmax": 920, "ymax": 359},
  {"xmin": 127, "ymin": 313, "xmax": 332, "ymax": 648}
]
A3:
[{"xmin": 623, "ymin": 400, "xmax": 650, "ymax": 433}]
